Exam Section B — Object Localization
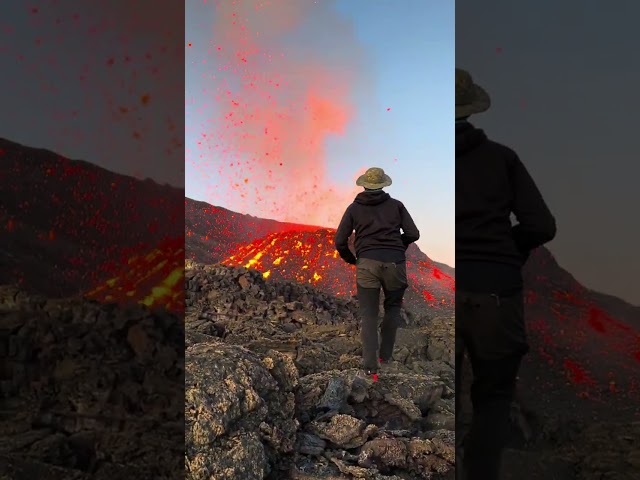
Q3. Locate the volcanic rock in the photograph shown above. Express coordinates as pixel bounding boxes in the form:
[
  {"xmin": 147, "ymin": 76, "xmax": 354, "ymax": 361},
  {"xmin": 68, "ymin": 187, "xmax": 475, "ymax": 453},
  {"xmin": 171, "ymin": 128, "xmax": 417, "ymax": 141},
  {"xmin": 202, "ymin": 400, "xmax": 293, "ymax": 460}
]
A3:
[
  {"xmin": 0, "ymin": 285, "xmax": 184, "ymax": 479},
  {"xmin": 184, "ymin": 197, "xmax": 456, "ymax": 317},
  {"xmin": 184, "ymin": 263, "xmax": 457, "ymax": 479},
  {"xmin": 185, "ymin": 339, "xmax": 299, "ymax": 479}
]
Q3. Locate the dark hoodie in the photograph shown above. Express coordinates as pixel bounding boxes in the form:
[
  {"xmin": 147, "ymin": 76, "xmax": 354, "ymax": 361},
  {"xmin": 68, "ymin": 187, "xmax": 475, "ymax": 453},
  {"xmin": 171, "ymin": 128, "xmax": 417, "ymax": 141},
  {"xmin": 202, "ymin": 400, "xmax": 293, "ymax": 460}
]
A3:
[
  {"xmin": 334, "ymin": 190, "xmax": 420, "ymax": 265},
  {"xmin": 456, "ymin": 121, "xmax": 557, "ymax": 294}
]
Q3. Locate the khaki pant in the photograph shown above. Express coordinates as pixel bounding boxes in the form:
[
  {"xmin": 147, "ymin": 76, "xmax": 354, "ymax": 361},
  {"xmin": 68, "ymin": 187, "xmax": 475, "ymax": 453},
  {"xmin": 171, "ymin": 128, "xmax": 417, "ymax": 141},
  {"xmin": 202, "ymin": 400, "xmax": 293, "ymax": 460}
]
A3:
[{"xmin": 355, "ymin": 258, "xmax": 408, "ymax": 371}]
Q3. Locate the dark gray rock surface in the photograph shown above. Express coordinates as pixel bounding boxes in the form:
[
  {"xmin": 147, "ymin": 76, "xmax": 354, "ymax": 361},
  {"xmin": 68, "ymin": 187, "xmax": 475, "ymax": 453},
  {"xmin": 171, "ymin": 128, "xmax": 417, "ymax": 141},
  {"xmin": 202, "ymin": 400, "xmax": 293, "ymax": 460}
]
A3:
[
  {"xmin": 0, "ymin": 286, "xmax": 184, "ymax": 479},
  {"xmin": 184, "ymin": 264, "xmax": 456, "ymax": 480}
]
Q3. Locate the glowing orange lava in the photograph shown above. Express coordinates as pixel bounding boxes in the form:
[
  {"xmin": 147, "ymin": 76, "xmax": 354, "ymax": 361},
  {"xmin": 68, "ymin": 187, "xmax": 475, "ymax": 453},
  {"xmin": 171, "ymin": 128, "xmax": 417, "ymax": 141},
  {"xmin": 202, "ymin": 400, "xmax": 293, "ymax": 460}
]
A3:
[
  {"xmin": 522, "ymin": 248, "xmax": 640, "ymax": 402},
  {"xmin": 85, "ymin": 236, "xmax": 184, "ymax": 312},
  {"xmin": 222, "ymin": 228, "xmax": 454, "ymax": 310}
]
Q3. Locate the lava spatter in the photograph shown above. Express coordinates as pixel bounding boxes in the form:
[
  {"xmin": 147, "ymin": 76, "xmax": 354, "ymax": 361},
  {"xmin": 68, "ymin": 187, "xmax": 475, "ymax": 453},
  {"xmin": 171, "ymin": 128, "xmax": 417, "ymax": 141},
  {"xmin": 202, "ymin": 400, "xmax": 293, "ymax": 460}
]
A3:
[
  {"xmin": 519, "ymin": 247, "xmax": 640, "ymax": 409},
  {"xmin": 188, "ymin": 0, "xmax": 366, "ymax": 227}
]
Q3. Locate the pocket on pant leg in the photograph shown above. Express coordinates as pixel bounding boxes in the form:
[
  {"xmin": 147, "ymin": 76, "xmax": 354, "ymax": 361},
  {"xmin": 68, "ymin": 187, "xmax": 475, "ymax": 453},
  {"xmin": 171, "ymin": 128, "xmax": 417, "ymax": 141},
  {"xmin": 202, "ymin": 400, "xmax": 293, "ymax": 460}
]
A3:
[
  {"xmin": 465, "ymin": 293, "xmax": 529, "ymax": 360},
  {"xmin": 356, "ymin": 267, "xmax": 381, "ymax": 289},
  {"xmin": 356, "ymin": 259, "xmax": 382, "ymax": 289},
  {"xmin": 382, "ymin": 262, "xmax": 408, "ymax": 291}
]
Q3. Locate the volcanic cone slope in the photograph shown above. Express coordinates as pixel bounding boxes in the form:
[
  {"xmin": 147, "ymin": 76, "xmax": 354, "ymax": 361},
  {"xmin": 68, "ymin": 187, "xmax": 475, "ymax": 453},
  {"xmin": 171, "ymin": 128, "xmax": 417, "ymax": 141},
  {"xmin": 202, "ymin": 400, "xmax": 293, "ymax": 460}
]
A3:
[
  {"xmin": 0, "ymin": 137, "xmax": 184, "ymax": 311},
  {"xmin": 185, "ymin": 197, "xmax": 456, "ymax": 317}
]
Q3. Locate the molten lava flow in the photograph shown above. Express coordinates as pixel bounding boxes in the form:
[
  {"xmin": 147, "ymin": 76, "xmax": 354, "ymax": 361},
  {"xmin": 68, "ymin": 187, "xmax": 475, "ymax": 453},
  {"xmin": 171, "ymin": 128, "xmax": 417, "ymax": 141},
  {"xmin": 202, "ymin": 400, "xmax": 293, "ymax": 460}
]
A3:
[
  {"xmin": 223, "ymin": 229, "xmax": 344, "ymax": 288},
  {"xmin": 185, "ymin": 199, "xmax": 326, "ymax": 263},
  {"xmin": 222, "ymin": 228, "xmax": 455, "ymax": 309},
  {"xmin": 85, "ymin": 236, "xmax": 184, "ymax": 312}
]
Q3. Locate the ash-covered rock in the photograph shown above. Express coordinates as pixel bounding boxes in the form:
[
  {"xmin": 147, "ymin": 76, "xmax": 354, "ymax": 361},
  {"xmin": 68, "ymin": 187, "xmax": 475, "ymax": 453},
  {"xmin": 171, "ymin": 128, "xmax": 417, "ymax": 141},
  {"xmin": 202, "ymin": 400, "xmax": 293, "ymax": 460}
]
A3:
[
  {"xmin": 0, "ymin": 285, "xmax": 184, "ymax": 479},
  {"xmin": 185, "ymin": 264, "xmax": 456, "ymax": 479}
]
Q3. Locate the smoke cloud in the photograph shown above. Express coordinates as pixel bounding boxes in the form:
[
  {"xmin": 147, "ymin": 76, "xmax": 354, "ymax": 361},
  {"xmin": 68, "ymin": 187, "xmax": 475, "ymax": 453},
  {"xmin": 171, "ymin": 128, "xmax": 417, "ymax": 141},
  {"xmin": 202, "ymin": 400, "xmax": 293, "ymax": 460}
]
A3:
[{"xmin": 191, "ymin": 0, "xmax": 370, "ymax": 227}]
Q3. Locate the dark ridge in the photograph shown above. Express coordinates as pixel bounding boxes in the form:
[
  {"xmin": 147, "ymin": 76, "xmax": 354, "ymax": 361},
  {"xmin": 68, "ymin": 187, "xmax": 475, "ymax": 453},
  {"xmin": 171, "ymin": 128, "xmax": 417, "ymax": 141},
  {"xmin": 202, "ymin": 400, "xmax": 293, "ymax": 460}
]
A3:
[{"xmin": 0, "ymin": 137, "xmax": 184, "ymax": 299}]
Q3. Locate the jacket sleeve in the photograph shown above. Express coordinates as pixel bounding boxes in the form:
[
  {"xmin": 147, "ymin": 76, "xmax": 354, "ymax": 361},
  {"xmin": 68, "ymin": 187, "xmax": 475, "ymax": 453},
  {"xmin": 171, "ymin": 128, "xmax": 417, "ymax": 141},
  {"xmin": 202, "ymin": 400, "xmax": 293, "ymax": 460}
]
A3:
[
  {"xmin": 399, "ymin": 202, "xmax": 420, "ymax": 247},
  {"xmin": 334, "ymin": 207, "xmax": 357, "ymax": 265},
  {"xmin": 510, "ymin": 155, "xmax": 557, "ymax": 256}
]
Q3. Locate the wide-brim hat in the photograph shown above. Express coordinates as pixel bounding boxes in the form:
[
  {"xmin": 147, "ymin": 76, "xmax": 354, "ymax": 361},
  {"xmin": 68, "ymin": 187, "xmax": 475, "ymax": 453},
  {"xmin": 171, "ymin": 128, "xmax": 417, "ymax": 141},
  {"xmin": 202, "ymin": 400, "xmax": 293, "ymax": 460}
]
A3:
[
  {"xmin": 456, "ymin": 68, "xmax": 491, "ymax": 119},
  {"xmin": 356, "ymin": 167, "xmax": 392, "ymax": 189}
]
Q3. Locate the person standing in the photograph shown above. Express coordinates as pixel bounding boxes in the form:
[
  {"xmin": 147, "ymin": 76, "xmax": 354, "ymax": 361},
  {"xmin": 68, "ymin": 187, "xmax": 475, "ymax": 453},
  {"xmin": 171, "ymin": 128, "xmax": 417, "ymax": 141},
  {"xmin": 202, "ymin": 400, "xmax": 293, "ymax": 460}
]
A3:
[
  {"xmin": 334, "ymin": 167, "xmax": 420, "ymax": 377},
  {"xmin": 455, "ymin": 68, "xmax": 557, "ymax": 480}
]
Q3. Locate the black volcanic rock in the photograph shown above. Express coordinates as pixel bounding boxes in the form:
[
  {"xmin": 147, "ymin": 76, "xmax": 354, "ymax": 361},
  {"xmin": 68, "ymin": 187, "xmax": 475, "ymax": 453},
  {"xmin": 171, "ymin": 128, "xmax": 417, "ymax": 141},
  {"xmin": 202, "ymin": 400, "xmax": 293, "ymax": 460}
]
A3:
[
  {"xmin": 185, "ymin": 340, "xmax": 299, "ymax": 479},
  {"xmin": 185, "ymin": 197, "xmax": 640, "ymax": 419},
  {"xmin": 187, "ymin": 200, "xmax": 640, "ymax": 479},
  {"xmin": 185, "ymin": 198, "xmax": 640, "ymax": 417},
  {"xmin": 185, "ymin": 198, "xmax": 323, "ymax": 265},
  {"xmin": 0, "ymin": 285, "xmax": 184, "ymax": 479},
  {"xmin": 184, "ymin": 263, "xmax": 456, "ymax": 479},
  {"xmin": 517, "ymin": 247, "xmax": 640, "ymax": 419}
]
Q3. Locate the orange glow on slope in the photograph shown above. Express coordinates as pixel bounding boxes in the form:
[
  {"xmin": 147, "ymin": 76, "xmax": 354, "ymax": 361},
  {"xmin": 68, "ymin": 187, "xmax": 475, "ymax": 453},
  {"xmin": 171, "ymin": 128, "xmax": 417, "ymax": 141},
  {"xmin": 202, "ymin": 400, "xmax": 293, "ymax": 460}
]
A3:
[
  {"xmin": 85, "ymin": 236, "xmax": 184, "ymax": 312},
  {"xmin": 223, "ymin": 230, "xmax": 332, "ymax": 286},
  {"xmin": 222, "ymin": 228, "xmax": 454, "ymax": 309}
]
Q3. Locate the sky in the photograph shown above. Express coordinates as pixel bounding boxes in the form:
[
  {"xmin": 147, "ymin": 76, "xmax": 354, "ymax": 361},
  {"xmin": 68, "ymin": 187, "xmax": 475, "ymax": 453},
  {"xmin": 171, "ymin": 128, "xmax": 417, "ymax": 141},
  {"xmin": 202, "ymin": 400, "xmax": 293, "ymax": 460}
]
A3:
[
  {"xmin": 186, "ymin": 0, "xmax": 455, "ymax": 267},
  {"xmin": 456, "ymin": 0, "xmax": 640, "ymax": 305},
  {"xmin": 0, "ymin": 2, "xmax": 184, "ymax": 187}
]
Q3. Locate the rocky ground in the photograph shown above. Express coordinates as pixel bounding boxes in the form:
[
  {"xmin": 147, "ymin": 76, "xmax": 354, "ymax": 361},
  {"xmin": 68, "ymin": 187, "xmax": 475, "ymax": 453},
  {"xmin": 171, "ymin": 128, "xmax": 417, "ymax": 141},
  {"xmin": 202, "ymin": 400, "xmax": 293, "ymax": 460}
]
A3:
[
  {"xmin": 184, "ymin": 263, "xmax": 456, "ymax": 480},
  {"xmin": 459, "ymin": 353, "xmax": 640, "ymax": 480},
  {"xmin": 3, "ymin": 259, "xmax": 637, "ymax": 480},
  {"xmin": 499, "ymin": 414, "xmax": 640, "ymax": 480},
  {"xmin": 183, "ymin": 262, "xmax": 640, "ymax": 480},
  {"xmin": 0, "ymin": 286, "xmax": 184, "ymax": 479}
]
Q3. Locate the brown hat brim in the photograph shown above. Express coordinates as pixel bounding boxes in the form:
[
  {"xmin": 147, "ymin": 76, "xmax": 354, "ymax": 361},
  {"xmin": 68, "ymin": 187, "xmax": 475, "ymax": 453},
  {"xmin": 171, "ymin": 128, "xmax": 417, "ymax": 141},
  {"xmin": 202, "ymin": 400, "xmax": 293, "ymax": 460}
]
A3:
[
  {"xmin": 456, "ymin": 84, "xmax": 491, "ymax": 119},
  {"xmin": 356, "ymin": 173, "xmax": 392, "ymax": 189}
]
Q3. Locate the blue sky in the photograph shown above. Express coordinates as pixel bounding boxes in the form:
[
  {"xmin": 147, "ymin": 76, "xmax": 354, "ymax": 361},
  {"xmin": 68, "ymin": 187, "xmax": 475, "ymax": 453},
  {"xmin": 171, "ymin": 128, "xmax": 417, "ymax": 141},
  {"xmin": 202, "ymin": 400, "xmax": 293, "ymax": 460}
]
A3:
[{"xmin": 186, "ymin": 0, "xmax": 454, "ymax": 266}]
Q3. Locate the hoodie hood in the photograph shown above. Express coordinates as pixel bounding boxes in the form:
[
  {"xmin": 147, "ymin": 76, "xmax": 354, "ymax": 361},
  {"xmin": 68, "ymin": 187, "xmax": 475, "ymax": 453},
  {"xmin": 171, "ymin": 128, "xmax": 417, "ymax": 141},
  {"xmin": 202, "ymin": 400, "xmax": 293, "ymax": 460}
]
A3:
[
  {"xmin": 456, "ymin": 121, "xmax": 488, "ymax": 156},
  {"xmin": 354, "ymin": 190, "xmax": 390, "ymax": 206}
]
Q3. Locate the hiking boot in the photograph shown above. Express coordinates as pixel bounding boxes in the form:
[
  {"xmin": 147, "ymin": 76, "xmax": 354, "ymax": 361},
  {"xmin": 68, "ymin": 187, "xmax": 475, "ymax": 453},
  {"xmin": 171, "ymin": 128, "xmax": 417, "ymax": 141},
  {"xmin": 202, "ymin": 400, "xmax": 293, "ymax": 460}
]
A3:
[
  {"xmin": 366, "ymin": 370, "xmax": 379, "ymax": 382},
  {"xmin": 363, "ymin": 365, "xmax": 379, "ymax": 382},
  {"xmin": 379, "ymin": 356, "xmax": 392, "ymax": 370}
]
